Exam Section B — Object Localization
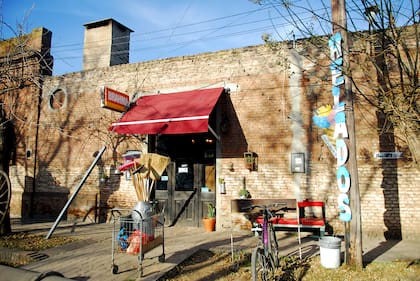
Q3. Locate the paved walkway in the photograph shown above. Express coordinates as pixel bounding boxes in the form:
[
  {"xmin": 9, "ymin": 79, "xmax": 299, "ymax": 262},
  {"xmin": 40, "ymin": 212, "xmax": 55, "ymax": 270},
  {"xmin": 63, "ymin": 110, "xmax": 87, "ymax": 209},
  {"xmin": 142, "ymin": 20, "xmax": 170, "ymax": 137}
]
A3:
[
  {"xmin": 12, "ymin": 221, "xmax": 259, "ymax": 281},
  {"xmin": 4, "ymin": 220, "xmax": 419, "ymax": 280}
]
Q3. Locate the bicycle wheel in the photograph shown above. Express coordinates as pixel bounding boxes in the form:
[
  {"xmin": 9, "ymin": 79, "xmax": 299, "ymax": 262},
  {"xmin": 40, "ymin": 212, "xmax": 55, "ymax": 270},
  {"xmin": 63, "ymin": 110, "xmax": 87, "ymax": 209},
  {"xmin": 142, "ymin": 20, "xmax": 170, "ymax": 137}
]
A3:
[
  {"xmin": 251, "ymin": 247, "xmax": 274, "ymax": 281},
  {"xmin": 0, "ymin": 170, "xmax": 11, "ymax": 225},
  {"xmin": 268, "ymin": 224, "xmax": 279, "ymax": 268}
]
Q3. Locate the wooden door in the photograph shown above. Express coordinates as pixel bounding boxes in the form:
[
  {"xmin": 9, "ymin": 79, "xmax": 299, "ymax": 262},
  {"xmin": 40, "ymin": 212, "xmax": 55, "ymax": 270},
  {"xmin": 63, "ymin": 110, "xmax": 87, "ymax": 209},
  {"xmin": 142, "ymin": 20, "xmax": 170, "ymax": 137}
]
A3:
[{"xmin": 155, "ymin": 163, "xmax": 215, "ymax": 227}]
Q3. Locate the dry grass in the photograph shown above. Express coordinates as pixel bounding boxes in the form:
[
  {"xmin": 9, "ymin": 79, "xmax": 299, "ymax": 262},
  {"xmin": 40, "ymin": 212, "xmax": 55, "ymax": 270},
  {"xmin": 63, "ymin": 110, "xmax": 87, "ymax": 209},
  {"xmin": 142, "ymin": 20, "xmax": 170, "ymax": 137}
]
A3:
[
  {"xmin": 300, "ymin": 256, "xmax": 420, "ymax": 281},
  {"xmin": 160, "ymin": 250, "xmax": 420, "ymax": 281},
  {"xmin": 0, "ymin": 232, "xmax": 76, "ymax": 251},
  {"xmin": 0, "ymin": 232, "xmax": 77, "ymax": 267}
]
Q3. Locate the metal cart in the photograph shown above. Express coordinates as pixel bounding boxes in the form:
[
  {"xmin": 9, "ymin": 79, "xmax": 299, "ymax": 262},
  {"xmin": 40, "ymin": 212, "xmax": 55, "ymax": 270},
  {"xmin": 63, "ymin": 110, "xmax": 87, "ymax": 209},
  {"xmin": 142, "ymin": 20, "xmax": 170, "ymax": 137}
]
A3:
[{"xmin": 111, "ymin": 208, "xmax": 165, "ymax": 277}]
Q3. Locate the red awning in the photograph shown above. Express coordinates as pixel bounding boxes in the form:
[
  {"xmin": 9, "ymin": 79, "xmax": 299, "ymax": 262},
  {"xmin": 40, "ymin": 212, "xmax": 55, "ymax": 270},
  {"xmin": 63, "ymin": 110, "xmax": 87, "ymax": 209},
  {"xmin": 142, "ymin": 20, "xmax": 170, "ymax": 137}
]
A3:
[{"xmin": 110, "ymin": 87, "xmax": 224, "ymax": 135}]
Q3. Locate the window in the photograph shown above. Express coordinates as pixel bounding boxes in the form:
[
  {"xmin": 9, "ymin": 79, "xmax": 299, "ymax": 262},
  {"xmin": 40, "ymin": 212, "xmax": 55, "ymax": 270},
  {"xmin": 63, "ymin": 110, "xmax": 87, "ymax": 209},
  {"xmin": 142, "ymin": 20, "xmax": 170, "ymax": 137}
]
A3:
[{"xmin": 48, "ymin": 88, "xmax": 67, "ymax": 110}]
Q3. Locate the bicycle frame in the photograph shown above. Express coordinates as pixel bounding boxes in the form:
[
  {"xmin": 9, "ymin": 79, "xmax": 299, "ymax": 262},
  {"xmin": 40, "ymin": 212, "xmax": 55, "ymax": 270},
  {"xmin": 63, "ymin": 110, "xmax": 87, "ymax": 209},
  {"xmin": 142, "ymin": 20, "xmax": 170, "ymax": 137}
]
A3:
[
  {"xmin": 251, "ymin": 205, "xmax": 280, "ymax": 258},
  {"xmin": 248, "ymin": 203, "xmax": 285, "ymax": 281},
  {"xmin": 262, "ymin": 208, "xmax": 270, "ymax": 256}
]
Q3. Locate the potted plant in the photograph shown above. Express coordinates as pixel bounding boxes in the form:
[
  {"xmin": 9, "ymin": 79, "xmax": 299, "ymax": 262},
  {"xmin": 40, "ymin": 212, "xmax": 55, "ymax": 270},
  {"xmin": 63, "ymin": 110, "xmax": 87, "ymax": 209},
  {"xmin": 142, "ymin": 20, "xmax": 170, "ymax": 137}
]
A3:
[
  {"xmin": 202, "ymin": 203, "xmax": 216, "ymax": 232},
  {"xmin": 239, "ymin": 188, "xmax": 250, "ymax": 199}
]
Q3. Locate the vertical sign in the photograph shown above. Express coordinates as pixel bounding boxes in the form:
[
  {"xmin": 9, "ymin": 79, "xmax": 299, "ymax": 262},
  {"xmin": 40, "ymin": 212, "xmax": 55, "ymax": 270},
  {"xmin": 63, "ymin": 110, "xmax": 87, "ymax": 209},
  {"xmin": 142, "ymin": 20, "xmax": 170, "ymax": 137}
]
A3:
[{"xmin": 329, "ymin": 33, "xmax": 351, "ymax": 222}]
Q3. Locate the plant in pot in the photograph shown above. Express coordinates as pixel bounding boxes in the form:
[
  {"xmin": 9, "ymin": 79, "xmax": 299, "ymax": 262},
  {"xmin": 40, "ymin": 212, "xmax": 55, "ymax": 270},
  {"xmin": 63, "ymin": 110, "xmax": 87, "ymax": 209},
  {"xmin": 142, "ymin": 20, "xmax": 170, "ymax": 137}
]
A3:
[
  {"xmin": 203, "ymin": 203, "xmax": 216, "ymax": 232},
  {"xmin": 239, "ymin": 188, "xmax": 250, "ymax": 199}
]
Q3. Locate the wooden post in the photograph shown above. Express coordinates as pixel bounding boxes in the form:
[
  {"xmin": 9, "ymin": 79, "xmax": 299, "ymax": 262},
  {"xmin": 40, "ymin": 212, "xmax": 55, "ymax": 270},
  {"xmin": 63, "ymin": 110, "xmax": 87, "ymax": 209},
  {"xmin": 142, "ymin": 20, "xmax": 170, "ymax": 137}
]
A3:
[{"xmin": 331, "ymin": 0, "xmax": 363, "ymax": 268}]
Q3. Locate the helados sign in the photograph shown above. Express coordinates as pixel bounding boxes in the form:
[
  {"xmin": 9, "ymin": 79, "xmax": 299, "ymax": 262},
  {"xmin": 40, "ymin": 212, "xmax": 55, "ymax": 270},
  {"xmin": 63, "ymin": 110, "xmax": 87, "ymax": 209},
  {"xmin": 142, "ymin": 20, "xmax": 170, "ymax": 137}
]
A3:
[
  {"xmin": 329, "ymin": 32, "xmax": 351, "ymax": 222},
  {"xmin": 313, "ymin": 33, "xmax": 352, "ymax": 222}
]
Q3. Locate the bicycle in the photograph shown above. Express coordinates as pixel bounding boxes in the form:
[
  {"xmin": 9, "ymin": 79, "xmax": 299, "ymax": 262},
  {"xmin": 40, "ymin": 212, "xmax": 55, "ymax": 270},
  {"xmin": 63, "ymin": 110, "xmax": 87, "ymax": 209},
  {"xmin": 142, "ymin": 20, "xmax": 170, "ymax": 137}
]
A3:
[{"xmin": 244, "ymin": 203, "xmax": 286, "ymax": 281}]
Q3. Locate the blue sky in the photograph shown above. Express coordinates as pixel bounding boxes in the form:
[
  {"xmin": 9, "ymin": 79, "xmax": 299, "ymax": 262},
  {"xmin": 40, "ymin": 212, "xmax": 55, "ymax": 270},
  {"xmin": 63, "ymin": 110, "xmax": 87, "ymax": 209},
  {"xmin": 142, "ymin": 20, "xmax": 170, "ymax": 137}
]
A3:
[
  {"xmin": 3, "ymin": 0, "xmax": 297, "ymax": 75},
  {"xmin": 2, "ymin": 0, "xmax": 417, "ymax": 76}
]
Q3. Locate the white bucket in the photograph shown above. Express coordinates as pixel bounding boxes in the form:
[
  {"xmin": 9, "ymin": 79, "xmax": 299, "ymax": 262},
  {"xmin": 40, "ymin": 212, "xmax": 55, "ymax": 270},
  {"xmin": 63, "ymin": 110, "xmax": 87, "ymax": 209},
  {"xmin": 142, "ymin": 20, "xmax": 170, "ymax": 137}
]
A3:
[{"xmin": 319, "ymin": 236, "xmax": 341, "ymax": 268}]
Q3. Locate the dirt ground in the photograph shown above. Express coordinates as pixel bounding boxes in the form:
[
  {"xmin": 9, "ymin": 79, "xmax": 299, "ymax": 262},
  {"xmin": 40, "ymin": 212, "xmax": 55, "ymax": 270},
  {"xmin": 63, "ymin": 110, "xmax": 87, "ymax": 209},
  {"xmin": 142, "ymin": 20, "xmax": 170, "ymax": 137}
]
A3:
[
  {"xmin": 159, "ymin": 249, "xmax": 252, "ymax": 281},
  {"xmin": 158, "ymin": 249, "xmax": 420, "ymax": 281}
]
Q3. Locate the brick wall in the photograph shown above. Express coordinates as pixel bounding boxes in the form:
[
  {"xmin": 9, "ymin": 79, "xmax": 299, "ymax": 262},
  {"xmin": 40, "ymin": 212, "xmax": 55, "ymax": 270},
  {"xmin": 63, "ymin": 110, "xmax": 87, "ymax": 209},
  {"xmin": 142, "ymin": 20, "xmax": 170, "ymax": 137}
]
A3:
[
  {"xmin": 6, "ymin": 27, "xmax": 420, "ymax": 238},
  {"xmin": 0, "ymin": 27, "xmax": 53, "ymax": 223}
]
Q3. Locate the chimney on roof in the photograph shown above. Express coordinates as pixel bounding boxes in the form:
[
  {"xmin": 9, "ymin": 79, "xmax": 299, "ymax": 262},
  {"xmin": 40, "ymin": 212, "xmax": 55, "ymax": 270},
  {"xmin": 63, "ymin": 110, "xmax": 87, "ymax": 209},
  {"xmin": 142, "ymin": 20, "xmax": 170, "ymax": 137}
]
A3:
[{"xmin": 83, "ymin": 18, "xmax": 133, "ymax": 70}]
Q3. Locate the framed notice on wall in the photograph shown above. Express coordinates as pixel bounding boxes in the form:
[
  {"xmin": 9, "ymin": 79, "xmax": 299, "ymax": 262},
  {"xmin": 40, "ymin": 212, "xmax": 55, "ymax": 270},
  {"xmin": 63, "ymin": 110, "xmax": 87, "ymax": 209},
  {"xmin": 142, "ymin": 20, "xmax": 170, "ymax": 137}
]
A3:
[{"xmin": 291, "ymin": 153, "xmax": 305, "ymax": 173}]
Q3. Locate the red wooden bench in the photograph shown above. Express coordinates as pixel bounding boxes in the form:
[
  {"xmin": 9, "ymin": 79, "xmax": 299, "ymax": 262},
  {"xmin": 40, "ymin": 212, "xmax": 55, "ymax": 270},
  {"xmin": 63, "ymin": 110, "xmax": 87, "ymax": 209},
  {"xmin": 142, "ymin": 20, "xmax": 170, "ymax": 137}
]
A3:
[
  {"xmin": 254, "ymin": 200, "xmax": 326, "ymax": 237},
  {"xmin": 231, "ymin": 198, "xmax": 326, "ymax": 236}
]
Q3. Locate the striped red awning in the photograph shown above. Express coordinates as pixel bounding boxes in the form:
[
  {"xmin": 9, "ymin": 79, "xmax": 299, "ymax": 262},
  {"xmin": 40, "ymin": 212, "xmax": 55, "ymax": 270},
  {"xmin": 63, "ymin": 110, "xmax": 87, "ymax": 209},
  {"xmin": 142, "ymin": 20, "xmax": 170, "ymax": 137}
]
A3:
[{"xmin": 110, "ymin": 87, "xmax": 224, "ymax": 135}]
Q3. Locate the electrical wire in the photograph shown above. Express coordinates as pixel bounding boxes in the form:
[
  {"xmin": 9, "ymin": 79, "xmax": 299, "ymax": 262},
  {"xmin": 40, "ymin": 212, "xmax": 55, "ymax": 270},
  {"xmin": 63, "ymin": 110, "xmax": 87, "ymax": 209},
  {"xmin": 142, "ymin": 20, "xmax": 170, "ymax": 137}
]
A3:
[
  {"xmin": 49, "ymin": 3, "xmax": 332, "ymax": 72},
  {"xmin": 19, "ymin": 0, "xmax": 415, "ymax": 75}
]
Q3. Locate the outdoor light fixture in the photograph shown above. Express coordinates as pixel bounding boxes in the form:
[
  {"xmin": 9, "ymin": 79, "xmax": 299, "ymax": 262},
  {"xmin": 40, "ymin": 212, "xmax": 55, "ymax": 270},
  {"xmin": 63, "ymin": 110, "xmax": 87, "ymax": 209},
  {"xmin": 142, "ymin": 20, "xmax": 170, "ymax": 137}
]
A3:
[
  {"xmin": 244, "ymin": 151, "xmax": 257, "ymax": 171},
  {"xmin": 219, "ymin": 178, "xmax": 226, "ymax": 194},
  {"xmin": 229, "ymin": 162, "xmax": 235, "ymax": 172}
]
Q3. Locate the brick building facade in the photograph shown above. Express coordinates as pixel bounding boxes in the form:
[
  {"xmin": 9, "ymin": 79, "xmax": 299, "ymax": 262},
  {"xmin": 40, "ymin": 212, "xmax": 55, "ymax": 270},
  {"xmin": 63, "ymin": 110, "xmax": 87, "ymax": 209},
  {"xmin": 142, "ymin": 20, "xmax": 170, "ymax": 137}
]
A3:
[
  {"xmin": 3, "ymin": 20, "xmax": 419, "ymax": 239},
  {"xmin": 0, "ymin": 27, "xmax": 53, "ymax": 230}
]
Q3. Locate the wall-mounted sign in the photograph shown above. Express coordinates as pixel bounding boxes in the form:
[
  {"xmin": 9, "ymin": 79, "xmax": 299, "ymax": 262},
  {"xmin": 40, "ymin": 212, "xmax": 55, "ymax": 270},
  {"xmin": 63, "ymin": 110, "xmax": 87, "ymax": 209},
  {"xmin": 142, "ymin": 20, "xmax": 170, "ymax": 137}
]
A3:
[
  {"xmin": 291, "ymin": 153, "xmax": 306, "ymax": 173},
  {"xmin": 178, "ymin": 164, "xmax": 189, "ymax": 174},
  {"xmin": 374, "ymin": 152, "xmax": 403, "ymax": 159},
  {"xmin": 100, "ymin": 86, "xmax": 130, "ymax": 112}
]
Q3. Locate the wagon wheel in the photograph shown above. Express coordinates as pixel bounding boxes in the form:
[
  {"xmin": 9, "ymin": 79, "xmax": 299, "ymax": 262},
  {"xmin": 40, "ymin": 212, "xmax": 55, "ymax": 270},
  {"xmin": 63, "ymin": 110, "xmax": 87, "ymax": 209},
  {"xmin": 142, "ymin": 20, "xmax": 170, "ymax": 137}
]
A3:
[{"xmin": 0, "ymin": 170, "xmax": 11, "ymax": 225}]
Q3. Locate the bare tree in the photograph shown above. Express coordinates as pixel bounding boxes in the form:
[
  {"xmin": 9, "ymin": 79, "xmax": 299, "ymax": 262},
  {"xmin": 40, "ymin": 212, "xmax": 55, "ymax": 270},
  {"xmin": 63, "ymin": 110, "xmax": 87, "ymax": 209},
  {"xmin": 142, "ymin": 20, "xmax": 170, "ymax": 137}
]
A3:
[
  {"xmin": 251, "ymin": 0, "xmax": 420, "ymax": 166},
  {"xmin": 251, "ymin": 0, "xmax": 418, "ymax": 270},
  {"xmin": 0, "ymin": 17, "xmax": 53, "ymax": 234},
  {"xmin": 0, "ymin": 19, "xmax": 142, "ymax": 233}
]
